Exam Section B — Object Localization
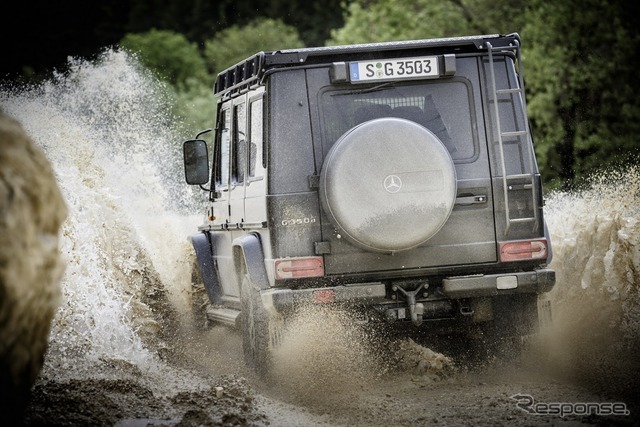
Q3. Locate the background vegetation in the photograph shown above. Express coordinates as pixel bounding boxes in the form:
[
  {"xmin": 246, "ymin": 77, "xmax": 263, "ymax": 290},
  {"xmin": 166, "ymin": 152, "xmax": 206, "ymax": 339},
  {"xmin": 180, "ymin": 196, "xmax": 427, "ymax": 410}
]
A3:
[{"xmin": 2, "ymin": 0, "xmax": 638, "ymax": 189}]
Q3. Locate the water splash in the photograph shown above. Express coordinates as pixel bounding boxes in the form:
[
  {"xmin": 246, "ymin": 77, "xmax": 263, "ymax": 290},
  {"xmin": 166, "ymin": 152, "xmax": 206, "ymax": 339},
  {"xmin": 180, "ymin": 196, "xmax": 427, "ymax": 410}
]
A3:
[
  {"xmin": 270, "ymin": 304, "xmax": 382, "ymax": 403},
  {"xmin": 542, "ymin": 166, "xmax": 640, "ymax": 393},
  {"xmin": 0, "ymin": 49, "xmax": 202, "ymax": 375}
]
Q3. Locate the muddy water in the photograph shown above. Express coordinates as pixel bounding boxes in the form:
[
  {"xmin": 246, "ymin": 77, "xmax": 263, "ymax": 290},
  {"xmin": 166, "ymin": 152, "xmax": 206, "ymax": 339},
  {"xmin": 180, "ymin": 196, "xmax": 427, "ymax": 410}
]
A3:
[
  {"xmin": 1, "ymin": 51, "xmax": 639, "ymax": 426},
  {"xmin": 1, "ymin": 50, "xmax": 193, "ymax": 369},
  {"xmin": 540, "ymin": 169, "xmax": 640, "ymax": 396}
]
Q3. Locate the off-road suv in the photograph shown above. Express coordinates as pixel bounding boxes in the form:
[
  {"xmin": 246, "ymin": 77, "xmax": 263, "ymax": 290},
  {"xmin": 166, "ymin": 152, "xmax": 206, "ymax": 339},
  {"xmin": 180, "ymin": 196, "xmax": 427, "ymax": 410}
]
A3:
[{"xmin": 182, "ymin": 33, "xmax": 555, "ymax": 376}]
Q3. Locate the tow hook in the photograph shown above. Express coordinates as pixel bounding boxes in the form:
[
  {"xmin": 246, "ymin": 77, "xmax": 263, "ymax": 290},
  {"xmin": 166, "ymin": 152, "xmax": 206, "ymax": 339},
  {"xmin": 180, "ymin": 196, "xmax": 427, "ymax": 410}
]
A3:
[
  {"xmin": 392, "ymin": 283, "xmax": 427, "ymax": 326},
  {"xmin": 459, "ymin": 300, "xmax": 475, "ymax": 317}
]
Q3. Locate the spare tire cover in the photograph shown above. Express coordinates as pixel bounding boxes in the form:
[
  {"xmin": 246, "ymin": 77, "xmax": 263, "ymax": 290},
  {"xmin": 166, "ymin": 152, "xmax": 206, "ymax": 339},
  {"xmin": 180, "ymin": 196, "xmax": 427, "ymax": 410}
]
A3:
[{"xmin": 319, "ymin": 117, "xmax": 457, "ymax": 253}]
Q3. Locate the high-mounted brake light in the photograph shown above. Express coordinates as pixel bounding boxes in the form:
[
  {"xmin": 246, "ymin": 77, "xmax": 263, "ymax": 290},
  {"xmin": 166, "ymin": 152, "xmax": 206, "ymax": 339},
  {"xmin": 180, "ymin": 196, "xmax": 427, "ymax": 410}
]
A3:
[
  {"xmin": 499, "ymin": 239, "xmax": 548, "ymax": 262},
  {"xmin": 275, "ymin": 256, "xmax": 324, "ymax": 280}
]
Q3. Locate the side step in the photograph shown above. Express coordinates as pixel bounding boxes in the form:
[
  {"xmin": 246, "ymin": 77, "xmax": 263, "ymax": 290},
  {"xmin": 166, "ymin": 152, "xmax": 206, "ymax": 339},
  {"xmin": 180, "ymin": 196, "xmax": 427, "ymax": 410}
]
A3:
[{"xmin": 206, "ymin": 306, "xmax": 241, "ymax": 329}]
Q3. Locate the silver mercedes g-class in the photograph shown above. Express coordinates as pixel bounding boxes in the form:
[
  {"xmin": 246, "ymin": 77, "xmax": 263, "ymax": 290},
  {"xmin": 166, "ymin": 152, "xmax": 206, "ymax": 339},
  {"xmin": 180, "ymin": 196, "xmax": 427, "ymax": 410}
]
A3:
[{"xmin": 183, "ymin": 33, "xmax": 555, "ymax": 377}]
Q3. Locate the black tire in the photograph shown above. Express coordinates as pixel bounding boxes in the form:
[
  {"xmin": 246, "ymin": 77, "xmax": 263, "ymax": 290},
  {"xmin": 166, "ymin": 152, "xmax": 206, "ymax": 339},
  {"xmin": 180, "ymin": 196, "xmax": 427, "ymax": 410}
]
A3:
[
  {"xmin": 472, "ymin": 294, "xmax": 540, "ymax": 365},
  {"xmin": 240, "ymin": 273, "xmax": 280, "ymax": 378}
]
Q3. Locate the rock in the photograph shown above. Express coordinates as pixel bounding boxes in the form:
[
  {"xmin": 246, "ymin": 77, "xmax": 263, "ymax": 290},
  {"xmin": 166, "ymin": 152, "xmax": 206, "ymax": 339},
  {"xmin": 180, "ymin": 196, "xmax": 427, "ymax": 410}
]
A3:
[{"xmin": 0, "ymin": 111, "xmax": 67, "ymax": 424}]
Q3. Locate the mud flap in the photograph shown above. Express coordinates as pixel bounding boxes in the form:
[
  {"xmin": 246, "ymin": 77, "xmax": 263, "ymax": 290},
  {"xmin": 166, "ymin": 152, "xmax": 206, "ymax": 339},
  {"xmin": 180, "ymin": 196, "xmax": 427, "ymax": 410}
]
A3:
[
  {"xmin": 490, "ymin": 293, "xmax": 539, "ymax": 337},
  {"xmin": 233, "ymin": 233, "xmax": 269, "ymax": 290},
  {"xmin": 190, "ymin": 232, "xmax": 221, "ymax": 303}
]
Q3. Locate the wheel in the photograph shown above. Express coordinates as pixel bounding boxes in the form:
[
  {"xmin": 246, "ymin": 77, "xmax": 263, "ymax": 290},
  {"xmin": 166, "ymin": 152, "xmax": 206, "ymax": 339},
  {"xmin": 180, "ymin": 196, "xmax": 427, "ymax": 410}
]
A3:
[
  {"xmin": 472, "ymin": 294, "xmax": 540, "ymax": 365},
  {"xmin": 240, "ymin": 273, "xmax": 283, "ymax": 378}
]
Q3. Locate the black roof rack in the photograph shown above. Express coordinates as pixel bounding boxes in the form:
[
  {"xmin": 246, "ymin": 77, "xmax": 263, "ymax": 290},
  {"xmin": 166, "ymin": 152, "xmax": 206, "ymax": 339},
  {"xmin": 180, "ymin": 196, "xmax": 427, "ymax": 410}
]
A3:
[
  {"xmin": 213, "ymin": 33, "xmax": 519, "ymax": 97},
  {"xmin": 214, "ymin": 53, "xmax": 265, "ymax": 97}
]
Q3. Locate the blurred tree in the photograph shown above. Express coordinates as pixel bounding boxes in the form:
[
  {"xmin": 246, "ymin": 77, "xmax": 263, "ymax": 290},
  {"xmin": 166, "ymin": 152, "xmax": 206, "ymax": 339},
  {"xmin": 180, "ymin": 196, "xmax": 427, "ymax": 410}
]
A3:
[
  {"xmin": 329, "ymin": 0, "xmax": 467, "ymax": 44},
  {"xmin": 119, "ymin": 29, "xmax": 215, "ymax": 131},
  {"xmin": 260, "ymin": 0, "xmax": 345, "ymax": 46},
  {"xmin": 2, "ymin": 0, "xmax": 344, "ymax": 81},
  {"xmin": 523, "ymin": 0, "xmax": 640, "ymax": 188},
  {"xmin": 330, "ymin": 0, "xmax": 640, "ymax": 187},
  {"xmin": 126, "ymin": 0, "xmax": 343, "ymax": 48},
  {"xmin": 120, "ymin": 29, "xmax": 209, "ymax": 88},
  {"xmin": 328, "ymin": 0, "xmax": 528, "ymax": 45},
  {"xmin": 203, "ymin": 18, "xmax": 305, "ymax": 75},
  {"xmin": 127, "ymin": 0, "xmax": 254, "ymax": 42}
]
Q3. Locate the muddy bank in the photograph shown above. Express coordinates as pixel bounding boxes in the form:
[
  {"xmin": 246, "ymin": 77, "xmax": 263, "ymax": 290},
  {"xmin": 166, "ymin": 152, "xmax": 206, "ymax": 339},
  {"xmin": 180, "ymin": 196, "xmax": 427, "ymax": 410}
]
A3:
[
  {"xmin": 22, "ymin": 331, "xmax": 638, "ymax": 427},
  {"xmin": 26, "ymin": 371, "xmax": 264, "ymax": 427}
]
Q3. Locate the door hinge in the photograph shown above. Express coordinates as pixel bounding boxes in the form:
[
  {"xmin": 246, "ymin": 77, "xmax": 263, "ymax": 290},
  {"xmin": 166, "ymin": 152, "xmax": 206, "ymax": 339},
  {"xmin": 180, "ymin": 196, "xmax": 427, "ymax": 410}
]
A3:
[{"xmin": 308, "ymin": 175, "xmax": 320, "ymax": 189}]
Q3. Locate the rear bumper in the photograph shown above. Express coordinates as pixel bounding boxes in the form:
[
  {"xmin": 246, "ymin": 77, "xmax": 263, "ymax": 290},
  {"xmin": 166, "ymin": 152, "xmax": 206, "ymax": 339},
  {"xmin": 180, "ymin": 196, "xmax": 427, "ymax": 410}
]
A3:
[
  {"xmin": 260, "ymin": 268, "xmax": 555, "ymax": 314},
  {"xmin": 441, "ymin": 268, "xmax": 555, "ymax": 299},
  {"xmin": 261, "ymin": 282, "xmax": 387, "ymax": 314}
]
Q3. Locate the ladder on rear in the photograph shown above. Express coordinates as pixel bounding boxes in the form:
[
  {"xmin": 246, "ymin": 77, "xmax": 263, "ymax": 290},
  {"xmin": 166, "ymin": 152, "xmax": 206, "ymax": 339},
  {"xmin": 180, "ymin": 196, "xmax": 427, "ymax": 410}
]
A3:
[{"xmin": 486, "ymin": 40, "xmax": 539, "ymax": 234}]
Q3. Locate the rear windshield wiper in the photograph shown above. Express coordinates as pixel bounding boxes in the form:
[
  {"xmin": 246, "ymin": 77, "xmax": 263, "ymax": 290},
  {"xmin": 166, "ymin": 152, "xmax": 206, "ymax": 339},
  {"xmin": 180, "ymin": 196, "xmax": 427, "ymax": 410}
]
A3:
[{"xmin": 330, "ymin": 82, "xmax": 393, "ymax": 96}]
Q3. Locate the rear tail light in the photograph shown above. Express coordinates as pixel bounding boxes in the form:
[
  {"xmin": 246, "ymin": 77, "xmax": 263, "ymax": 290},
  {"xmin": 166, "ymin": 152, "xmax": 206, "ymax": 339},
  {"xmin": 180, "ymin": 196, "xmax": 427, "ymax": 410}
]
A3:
[
  {"xmin": 275, "ymin": 256, "xmax": 324, "ymax": 280},
  {"xmin": 499, "ymin": 239, "xmax": 548, "ymax": 262}
]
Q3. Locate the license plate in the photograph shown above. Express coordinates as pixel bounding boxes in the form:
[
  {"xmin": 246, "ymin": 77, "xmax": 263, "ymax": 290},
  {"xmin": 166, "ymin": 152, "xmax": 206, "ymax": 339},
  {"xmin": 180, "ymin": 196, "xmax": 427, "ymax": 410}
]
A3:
[{"xmin": 349, "ymin": 56, "xmax": 439, "ymax": 83}]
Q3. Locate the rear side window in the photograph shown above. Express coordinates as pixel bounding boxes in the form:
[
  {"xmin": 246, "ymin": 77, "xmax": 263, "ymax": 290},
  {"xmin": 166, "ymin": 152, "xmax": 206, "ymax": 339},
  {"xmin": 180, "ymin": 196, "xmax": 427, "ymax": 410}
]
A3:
[
  {"xmin": 319, "ymin": 80, "xmax": 477, "ymax": 161},
  {"xmin": 214, "ymin": 108, "xmax": 231, "ymax": 190},
  {"xmin": 248, "ymin": 98, "xmax": 264, "ymax": 180},
  {"xmin": 232, "ymin": 103, "xmax": 246, "ymax": 185}
]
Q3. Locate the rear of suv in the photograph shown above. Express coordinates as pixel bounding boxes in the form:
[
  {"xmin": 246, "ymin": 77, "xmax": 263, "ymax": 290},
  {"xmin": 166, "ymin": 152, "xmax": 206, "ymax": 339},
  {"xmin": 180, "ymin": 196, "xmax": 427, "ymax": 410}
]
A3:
[{"xmin": 182, "ymin": 33, "xmax": 555, "ymax": 376}]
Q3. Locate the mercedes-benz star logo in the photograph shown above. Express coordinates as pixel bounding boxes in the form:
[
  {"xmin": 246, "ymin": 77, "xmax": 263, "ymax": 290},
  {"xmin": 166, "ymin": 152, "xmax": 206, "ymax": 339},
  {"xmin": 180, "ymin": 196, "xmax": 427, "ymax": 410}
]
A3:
[{"xmin": 383, "ymin": 174, "xmax": 402, "ymax": 193}]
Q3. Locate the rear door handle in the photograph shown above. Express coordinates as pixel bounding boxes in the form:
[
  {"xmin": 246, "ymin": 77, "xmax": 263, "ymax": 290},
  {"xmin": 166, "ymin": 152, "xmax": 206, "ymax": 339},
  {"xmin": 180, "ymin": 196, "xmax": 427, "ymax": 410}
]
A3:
[{"xmin": 455, "ymin": 194, "xmax": 487, "ymax": 205}]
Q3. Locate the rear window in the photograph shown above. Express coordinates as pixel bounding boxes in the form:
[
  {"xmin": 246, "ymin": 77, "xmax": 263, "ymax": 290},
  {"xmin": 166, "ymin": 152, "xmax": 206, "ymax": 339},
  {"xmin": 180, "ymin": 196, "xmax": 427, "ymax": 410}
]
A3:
[{"xmin": 319, "ymin": 79, "xmax": 477, "ymax": 162}]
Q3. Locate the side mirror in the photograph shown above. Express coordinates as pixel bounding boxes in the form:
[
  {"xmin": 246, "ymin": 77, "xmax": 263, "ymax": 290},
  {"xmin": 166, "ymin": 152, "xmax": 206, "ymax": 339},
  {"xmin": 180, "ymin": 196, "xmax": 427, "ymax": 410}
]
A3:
[{"xmin": 183, "ymin": 139, "xmax": 209, "ymax": 185}]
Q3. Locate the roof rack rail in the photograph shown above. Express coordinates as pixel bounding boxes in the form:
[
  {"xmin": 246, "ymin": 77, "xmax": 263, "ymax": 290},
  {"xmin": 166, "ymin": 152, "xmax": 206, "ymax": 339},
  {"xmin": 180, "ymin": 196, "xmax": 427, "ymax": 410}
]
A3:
[
  {"xmin": 214, "ymin": 52, "xmax": 265, "ymax": 97},
  {"xmin": 213, "ymin": 34, "xmax": 521, "ymax": 98}
]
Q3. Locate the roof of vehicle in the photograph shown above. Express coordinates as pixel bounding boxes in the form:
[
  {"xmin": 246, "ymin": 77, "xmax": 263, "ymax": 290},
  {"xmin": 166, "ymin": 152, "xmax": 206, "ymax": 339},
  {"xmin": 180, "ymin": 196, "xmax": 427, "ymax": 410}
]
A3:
[{"xmin": 214, "ymin": 33, "xmax": 521, "ymax": 97}]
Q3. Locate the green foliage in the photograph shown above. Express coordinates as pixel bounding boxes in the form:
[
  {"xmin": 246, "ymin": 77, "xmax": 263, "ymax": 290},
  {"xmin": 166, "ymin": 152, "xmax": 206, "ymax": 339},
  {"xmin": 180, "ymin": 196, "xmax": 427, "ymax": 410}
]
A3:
[
  {"xmin": 166, "ymin": 78, "xmax": 218, "ymax": 135},
  {"xmin": 523, "ymin": 0, "xmax": 640, "ymax": 187},
  {"xmin": 119, "ymin": 29, "xmax": 216, "ymax": 132},
  {"xmin": 204, "ymin": 18, "xmax": 305, "ymax": 75},
  {"xmin": 328, "ymin": 0, "xmax": 529, "ymax": 45},
  {"xmin": 270, "ymin": 0, "xmax": 345, "ymax": 46},
  {"xmin": 120, "ymin": 29, "xmax": 209, "ymax": 89},
  {"xmin": 329, "ymin": 0, "xmax": 466, "ymax": 44},
  {"xmin": 126, "ymin": 0, "xmax": 345, "ymax": 48}
]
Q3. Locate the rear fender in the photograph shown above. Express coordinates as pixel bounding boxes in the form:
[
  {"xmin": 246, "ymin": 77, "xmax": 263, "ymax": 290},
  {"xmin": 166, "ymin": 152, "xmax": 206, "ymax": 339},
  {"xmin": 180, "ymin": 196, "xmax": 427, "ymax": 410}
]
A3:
[
  {"xmin": 233, "ymin": 233, "xmax": 269, "ymax": 290},
  {"xmin": 190, "ymin": 232, "xmax": 221, "ymax": 303}
]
